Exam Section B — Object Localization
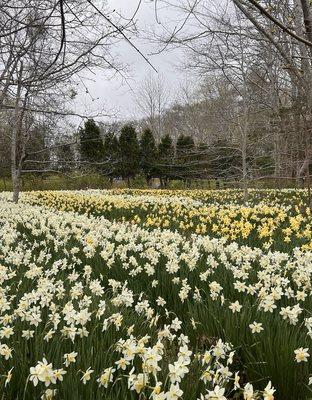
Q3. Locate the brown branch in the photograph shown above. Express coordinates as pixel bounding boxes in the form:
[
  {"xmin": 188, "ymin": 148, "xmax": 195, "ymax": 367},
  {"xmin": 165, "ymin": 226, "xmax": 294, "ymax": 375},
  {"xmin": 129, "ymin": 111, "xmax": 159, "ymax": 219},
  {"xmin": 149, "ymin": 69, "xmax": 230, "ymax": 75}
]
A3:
[
  {"xmin": 241, "ymin": 0, "xmax": 312, "ymax": 47},
  {"xmin": 233, "ymin": 0, "xmax": 302, "ymax": 80}
]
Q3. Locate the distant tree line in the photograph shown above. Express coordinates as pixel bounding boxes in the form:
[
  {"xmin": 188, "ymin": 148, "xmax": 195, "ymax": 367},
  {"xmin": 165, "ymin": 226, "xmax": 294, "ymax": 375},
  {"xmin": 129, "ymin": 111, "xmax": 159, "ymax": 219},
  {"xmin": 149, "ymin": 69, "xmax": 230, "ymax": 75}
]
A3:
[{"xmin": 78, "ymin": 119, "xmax": 243, "ymax": 188}]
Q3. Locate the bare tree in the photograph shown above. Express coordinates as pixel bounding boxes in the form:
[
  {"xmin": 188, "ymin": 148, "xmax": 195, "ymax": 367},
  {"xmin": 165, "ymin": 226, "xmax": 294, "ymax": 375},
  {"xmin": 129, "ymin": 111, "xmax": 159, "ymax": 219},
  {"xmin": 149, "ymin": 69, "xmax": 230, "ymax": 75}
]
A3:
[
  {"xmin": 232, "ymin": 0, "xmax": 312, "ymax": 195},
  {"xmin": 136, "ymin": 73, "xmax": 171, "ymax": 140},
  {"xmin": 144, "ymin": 0, "xmax": 312, "ymax": 204},
  {"xmin": 0, "ymin": 0, "xmax": 153, "ymax": 201}
]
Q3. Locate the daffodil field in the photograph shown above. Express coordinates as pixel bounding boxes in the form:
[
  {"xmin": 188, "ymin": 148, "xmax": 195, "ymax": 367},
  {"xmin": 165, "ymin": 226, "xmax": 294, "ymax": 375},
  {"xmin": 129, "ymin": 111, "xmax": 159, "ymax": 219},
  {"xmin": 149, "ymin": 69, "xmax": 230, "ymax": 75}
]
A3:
[{"xmin": 0, "ymin": 189, "xmax": 311, "ymax": 399}]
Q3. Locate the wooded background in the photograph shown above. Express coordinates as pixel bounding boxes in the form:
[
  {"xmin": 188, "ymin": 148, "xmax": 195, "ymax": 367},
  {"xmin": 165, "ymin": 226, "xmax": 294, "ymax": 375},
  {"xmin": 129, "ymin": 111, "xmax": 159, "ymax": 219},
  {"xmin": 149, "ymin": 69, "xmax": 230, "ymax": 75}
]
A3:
[{"xmin": 1, "ymin": 0, "xmax": 312, "ymax": 200}]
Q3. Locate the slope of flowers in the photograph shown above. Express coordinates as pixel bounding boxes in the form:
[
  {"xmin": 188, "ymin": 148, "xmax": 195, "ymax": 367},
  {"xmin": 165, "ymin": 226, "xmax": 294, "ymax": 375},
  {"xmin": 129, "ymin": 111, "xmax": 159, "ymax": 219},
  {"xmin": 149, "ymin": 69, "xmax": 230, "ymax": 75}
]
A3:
[
  {"xmin": 0, "ymin": 195, "xmax": 311, "ymax": 399},
  {"xmin": 24, "ymin": 189, "xmax": 312, "ymax": 251}
]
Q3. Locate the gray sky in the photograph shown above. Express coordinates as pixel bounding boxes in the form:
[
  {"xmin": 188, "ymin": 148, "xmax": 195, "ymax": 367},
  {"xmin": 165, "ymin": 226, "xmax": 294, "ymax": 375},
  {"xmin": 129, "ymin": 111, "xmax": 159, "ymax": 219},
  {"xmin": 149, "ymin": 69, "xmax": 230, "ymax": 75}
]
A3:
[{"xmin": 75, "ymin": 0, "xmax": 185, "ymax": 123}]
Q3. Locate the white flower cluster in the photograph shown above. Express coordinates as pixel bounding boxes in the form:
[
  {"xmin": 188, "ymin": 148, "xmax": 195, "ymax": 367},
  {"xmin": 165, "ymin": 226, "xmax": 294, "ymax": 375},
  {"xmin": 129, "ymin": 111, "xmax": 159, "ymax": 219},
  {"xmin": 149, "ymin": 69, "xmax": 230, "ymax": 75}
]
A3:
[{"xmin": 0, "ymin": 195, "xmax": 310, "ymax": 398}]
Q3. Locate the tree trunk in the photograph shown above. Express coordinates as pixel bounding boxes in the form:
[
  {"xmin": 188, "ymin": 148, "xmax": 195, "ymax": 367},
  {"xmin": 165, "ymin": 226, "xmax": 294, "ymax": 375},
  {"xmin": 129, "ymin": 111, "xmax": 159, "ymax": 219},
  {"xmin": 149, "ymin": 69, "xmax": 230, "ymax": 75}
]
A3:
[
  {"xmin": 299, "ymin": 148, "xmax": 312, "ymax": 178},
  {"xmin": 10, "ymin": 63, "xmax": 24, "ymax": 203},
  {"xmin": 294, "ymin": 0, "xmax": 312, "ymax": 187},
  {"xmin": 307, "ymin": 171, "xmax": 312, "ymax": 210},
  {"xmin": 2, "ymin": 177, "xmax": 7, "ymax": 191},
  {"xmin": 240, "ymin": 102, "xmax": 249, "ymax": 202},
  {"xmin": 300, "ymin": 0, "xmax": 312, "ymax": 45},
  {"xmin": 12, "ymin": 170, "xmax": 21, "ymax": 203},
  {"xmin": 146, "ymin": 176, "xmax": 152, "ymax": 188}
]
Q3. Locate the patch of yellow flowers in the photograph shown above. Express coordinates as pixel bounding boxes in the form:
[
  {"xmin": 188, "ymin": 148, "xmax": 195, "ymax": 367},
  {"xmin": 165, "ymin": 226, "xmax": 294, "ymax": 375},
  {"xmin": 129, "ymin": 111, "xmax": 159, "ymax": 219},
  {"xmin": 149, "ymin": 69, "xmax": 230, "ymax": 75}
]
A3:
[{"xmin": 22, "ymin": 189, "xmax": 312, "ymax": 250}]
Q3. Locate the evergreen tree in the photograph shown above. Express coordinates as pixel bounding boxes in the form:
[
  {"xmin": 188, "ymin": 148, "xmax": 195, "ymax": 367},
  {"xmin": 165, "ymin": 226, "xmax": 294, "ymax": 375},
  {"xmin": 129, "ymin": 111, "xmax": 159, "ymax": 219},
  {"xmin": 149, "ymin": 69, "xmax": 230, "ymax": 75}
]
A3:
[
  {"xmin": 79, "ymin": 119, "xmax": 104, "ymax": 170},
  {"xmin": 209, "ymin": 138, "xmax": 240, "ymax": 186},
  {"xmin": 103, "ymin": 132, "xmax": 119, "ymax": 183},
  {"xmin": 157, "ymin": 134, "xmax": 174, "ymax": 188},
  {"xmin": 140, "ymin": 128, "xmax": 156, "ymax": 186},
  {"xmin": 175, "ymin": 134, "xmax": 195, "ymax": 184},
  {"xmin": 176, "ymin": 134, "xmax": 195, "ymax": 158},
  {"xmin": 158, "ymin": 134, "xmax": 174, "ymax": 157},
  {"xmin": 118, "ymin": 124, "xmax": 140, "ymax": 186},
  {"xmin": 196, "ymin": 142, "xmax": 210, "ymax": 180}
]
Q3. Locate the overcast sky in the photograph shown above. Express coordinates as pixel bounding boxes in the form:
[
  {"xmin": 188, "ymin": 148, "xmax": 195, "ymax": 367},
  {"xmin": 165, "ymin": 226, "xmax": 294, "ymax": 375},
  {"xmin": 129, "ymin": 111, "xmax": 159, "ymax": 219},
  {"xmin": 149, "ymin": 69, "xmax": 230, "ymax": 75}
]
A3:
[{"xmin": 75, "ymin": 0, "xmax": 186, "ymax": 123}]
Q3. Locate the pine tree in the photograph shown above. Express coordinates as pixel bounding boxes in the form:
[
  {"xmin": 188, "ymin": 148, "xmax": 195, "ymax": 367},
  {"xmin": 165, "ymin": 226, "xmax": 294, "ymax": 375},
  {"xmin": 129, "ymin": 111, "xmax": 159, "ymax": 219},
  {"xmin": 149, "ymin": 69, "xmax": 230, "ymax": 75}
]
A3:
[
  {"xmin": 158, "ymin": 134, "xmax": 174, "ymax": 157},
  {"xmin": 196, "ymin": 142, "xmax": 210, "ymax": 180},
  {"xmin": 140, "ymin": 128, "xmax": 156, "ymax": 186},
  {"xmin": 79, "ymin": 119, "xmax": 104, "ymax": 170},
  {"xmin": 209, "ymin": 138, "xmax": 240, "ymax": 187},
  {"xmin": 118, "ymin": 124, "xmax": 140, "ymax": 187},
  {"xmin": 175, "ymin": 134, "xmax": 195, "ymax": 184},
  {"xmin": 176, "ymin": 134, "xmax": 195, "ymax": 157},
  {"xmin": 157, "ymin": 134, "xmax": 174, "ymax": 188},
  {"xmin": 103, "ymin": 132, "xmax": 119, "ymax": 183}
]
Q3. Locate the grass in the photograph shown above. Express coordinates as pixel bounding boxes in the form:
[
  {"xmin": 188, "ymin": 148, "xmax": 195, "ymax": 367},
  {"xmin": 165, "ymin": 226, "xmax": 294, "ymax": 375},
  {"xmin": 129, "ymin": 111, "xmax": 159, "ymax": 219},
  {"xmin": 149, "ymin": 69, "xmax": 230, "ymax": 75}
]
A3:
[{"xmin": 1, "ymin": 172, "xmax": 300, "ymax": 193}]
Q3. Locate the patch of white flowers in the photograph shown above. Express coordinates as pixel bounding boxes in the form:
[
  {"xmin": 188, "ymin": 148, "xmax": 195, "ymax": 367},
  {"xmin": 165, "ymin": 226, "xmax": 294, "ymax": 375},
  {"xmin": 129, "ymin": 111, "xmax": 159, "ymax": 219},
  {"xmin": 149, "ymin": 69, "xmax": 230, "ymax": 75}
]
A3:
[{"xmin": 0, "ymin": 196, "xmax": 310, "ymax": 397}]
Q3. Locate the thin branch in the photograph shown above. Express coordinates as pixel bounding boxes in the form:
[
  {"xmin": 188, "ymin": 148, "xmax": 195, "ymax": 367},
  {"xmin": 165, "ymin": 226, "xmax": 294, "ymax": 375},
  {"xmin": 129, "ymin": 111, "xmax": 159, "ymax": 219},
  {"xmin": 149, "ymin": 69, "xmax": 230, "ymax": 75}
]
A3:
[
  {"xmin": 241, "ymin": 0, "xmax": 312, "ymax": 47},
  {"xmin": 86, "ymin": 0, "xmax": 158, "ymax": 73}
]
